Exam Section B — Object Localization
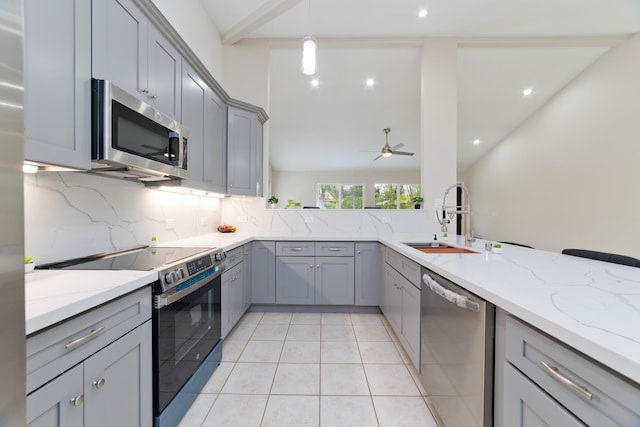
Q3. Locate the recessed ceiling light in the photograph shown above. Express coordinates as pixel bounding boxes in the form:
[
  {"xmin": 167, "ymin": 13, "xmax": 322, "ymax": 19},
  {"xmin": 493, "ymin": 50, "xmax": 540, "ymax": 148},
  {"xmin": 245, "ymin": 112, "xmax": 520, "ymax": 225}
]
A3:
[
  {"xmin": 418, "ymin": 9, "xmax": 428, "ymax": 18},
  {"xmin": 366, "ymin": 79, "xmax": 375, "ymax": 87},
  {"xmin": 311, "ymin": 79, "xmax": 319, "ymax": 87},
  {"xmin": 523, "ymin": 88, "xmax": 533, "ymax": 96},
  {"xmin": 473, "ymin": 139, "xmax": 481, "ymax": 145}
]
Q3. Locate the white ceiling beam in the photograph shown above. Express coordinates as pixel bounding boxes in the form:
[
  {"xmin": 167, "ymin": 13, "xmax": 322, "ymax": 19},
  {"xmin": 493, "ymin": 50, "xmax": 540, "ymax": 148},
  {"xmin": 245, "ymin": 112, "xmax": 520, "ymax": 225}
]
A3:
[{"xmin": 222, "ymin": 0, "xmax": 304, "ymax": 45}]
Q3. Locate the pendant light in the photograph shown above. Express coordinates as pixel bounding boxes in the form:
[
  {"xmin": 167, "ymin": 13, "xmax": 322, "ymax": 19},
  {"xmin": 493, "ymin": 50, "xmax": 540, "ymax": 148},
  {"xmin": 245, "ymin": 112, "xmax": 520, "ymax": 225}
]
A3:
[{"xmin": 302, "ymin": 0, "xmax": 316, "ymax": 75}]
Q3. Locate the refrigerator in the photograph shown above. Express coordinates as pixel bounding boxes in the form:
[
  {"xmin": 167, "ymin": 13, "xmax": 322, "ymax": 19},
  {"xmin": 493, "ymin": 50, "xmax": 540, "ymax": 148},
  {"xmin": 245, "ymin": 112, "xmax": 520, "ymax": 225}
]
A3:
[{"xmin": 0, "ymin": 0, "xmax": 26, "ymax": 425}]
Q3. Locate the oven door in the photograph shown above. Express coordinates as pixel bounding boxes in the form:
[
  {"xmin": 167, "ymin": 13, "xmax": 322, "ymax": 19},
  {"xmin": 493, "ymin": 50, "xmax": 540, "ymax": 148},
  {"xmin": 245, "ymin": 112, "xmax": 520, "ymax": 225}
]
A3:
[{"xmin": 152, "ymin": 266, "xmax": 222, "ymax": 415}]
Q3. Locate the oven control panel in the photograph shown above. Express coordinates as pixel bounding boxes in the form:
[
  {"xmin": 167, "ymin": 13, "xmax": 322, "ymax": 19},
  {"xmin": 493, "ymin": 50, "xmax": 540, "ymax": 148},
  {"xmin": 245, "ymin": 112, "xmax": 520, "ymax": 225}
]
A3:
[{"xmin": 157, "ymin": 250, "xmax": 225, "ymax": 294}]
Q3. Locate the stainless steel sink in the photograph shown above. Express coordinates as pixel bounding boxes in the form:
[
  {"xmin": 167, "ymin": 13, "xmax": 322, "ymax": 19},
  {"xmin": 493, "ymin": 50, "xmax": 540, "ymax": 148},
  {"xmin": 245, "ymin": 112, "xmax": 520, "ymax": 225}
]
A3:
[{"xmin": 403, "ymin": 242, "xmax": 478, "ymax": 254}]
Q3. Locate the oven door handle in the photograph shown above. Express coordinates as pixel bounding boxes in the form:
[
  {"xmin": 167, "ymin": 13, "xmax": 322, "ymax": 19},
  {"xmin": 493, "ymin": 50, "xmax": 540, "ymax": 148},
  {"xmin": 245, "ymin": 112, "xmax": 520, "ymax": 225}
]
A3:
[{"xmin": 154, "ymin": 265, "xmax": 225, "ymax": 308}]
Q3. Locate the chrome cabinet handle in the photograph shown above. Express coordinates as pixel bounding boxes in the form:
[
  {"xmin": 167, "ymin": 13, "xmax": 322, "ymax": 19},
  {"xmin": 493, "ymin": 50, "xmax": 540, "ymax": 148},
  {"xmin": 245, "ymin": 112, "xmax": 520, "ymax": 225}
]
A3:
[
  {"xmin": 70, "ymin": 395, "xmax": 84, "ymax": 406},
  {"xmin": 309, "ymin": 264, "xmax": 313, "ymax": 268},
  {"xmin": 327, "ymin": 248, "xmax": 342, "ymax": 252},
  {"xmin": 92, "ymin": 378, "xmax": 106, "ymax": 389},
  {"xmin": 150, "ymin": 94, "xmax": 157, "ymax": 100},
  {"xmin": 141, "ymin": 88, "xmax": 149, "ymax": 93},
  {"xmin": 357, "ymin": 250, "xmax": 361, "ymax": 255},
  {"xmin": 540, "ymin": 360, "xmax": 593, "ymax": 400},
  {"xmin": 65, "ymin": 326, "xmax": 106, "ymax": 351},
  {"xmin": 316, "ymin": 264, "xmax": 320, "ymax": 268},
  {"xmin": 289, "ymin": 247, "xmax": 303, "ymax": 251}
]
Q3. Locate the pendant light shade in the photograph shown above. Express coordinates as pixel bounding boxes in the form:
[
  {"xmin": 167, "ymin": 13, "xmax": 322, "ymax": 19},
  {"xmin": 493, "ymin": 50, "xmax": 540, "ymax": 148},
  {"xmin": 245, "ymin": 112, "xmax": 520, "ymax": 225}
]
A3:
[{"xmin": 302, "ymin": 36, "xmax": 317, "ymax": 75}]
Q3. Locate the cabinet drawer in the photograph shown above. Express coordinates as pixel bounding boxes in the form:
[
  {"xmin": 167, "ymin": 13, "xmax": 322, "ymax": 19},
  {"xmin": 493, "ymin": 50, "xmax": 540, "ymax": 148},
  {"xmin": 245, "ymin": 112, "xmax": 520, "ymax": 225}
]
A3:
[
  {"xmin": 225, "ymin": 246, "xmax": 244, "ymax": 269},
  {"xmin": 315, "ymin": 241, "xmax": 354, "ymax": 256},
  {"xmin": 26, "ymin": 286, "xmax": 151, "ymax": 394},
  {"xmin": 505, "ymin": 315, "xmax": 640, "ymax": 426},
  {"xmin": 276, "ymin": 241, "xmax": 315, "ymax": 256},
  {"xmin": 385, "ymin": 247, "xmax": 421, "ymax": 288}
]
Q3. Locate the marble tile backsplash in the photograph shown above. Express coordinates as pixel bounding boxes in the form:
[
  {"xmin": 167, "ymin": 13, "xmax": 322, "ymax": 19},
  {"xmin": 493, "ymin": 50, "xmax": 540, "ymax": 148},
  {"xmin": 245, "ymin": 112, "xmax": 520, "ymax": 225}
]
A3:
[{"xmin": 25, "ymin": 172, "xmax": 222, "ymax": 264}]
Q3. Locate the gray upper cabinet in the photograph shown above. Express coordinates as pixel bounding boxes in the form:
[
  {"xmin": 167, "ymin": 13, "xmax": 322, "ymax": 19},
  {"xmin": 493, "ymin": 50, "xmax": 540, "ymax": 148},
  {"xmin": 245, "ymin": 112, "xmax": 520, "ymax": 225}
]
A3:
[
  {"xmin": 24, "ymin": 0, "xmax": 91, "ymax": 170},
  {"xmin": 354, "ymin": 242, "xmax": 382, "ymax": 306},
  {"xmin": 181, "ymin": 62, "xmax": 207, "ymax": 182},
  {"xmin": 92, "ymin": 0, "xmax": 181, "ymax": 119},
  {"xmin": 204, "ymin": 88, "xmax": 227, "ymax": 193},
  {"xmin": 227, "ymin": 105, "xmax": 263, "ymax": 196}
]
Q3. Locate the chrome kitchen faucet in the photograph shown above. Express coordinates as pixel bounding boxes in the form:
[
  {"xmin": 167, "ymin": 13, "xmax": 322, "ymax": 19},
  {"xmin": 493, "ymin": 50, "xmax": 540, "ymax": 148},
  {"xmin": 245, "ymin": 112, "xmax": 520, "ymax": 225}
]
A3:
[{"xmin": 436, "ymin": 183, "xmax": 475, "ymax": 247}]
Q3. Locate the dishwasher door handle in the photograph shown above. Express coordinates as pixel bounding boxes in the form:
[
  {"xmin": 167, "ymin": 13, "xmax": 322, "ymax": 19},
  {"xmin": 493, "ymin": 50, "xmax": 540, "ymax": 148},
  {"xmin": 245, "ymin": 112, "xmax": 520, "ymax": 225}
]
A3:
[{"xmin": 422, "ymin": 273, "xmax": 480, "ymax": 312}]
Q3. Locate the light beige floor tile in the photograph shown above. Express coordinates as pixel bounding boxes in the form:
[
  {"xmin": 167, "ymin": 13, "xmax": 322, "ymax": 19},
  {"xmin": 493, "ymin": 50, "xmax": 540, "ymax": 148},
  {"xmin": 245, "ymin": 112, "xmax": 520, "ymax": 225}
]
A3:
[
  {"xmin": 238, "ymin": 311, "xmax": 264, "ymax": 325},
  {"xmin": 291, "ymin": 312, "xmax": 322, "ymax": 325},
  {"xmin": 177, "ymin": 393, "xmax": 216, "ymax": 427},
  {"xmin": 321, "ymin": 364, "xmax": 370, "ymax": 395},
  {"xmin": 271, "ymin": 363, "xmax": 320, "ymax": 395},
  {"xmin": 321, "ymin": 325, "xmax": 356, "ymax": 341},
  {"xmin": 201, "ymin": 362, "xmax": 235, "ymax": 393},
  {"xmin": 221, "ymin": 340, "xmax": 247, "ymax": 362},
  {"xmin": 260, "ymin": 312, "xmax": 293, "ymax": 324},
  {"xmin": 358, "ymin": 341, "xmax": 403, "ymax": 364},
  {"xmin": 373, "ymin": 396, "xmax": 438, "ymax": 427},
  {"xmin": 227, "ymin": 322, "xmax": 258, "ymax": 341},
  {"xmin": 238, "ymin": 340, "xmax": 284, "ymax": 363},
  {"xmin": 320, "ymin": 396, "xmax": 378, "ymax": 427},
  {"xmin": 364, "ymin": 364, "xmax": 421, "ymax": 396},
  {"xmin": 286, "ymin": 324, "xmax": 321, "ymax": 341},
  {"xmin": 280, "ymin": 341, "xmax": 321, "ymax": 363},
  {"xmin": 350, "ymin": 313, "xmax": 384, "ymax": 325},
  {"xmin": 251, "ymin": 323, "xmax": 289, "ymax": 340},
  {"xmin": 221, "ymin": 362, "xmax": 277, "ymax": 394},
  {"xmin": 321, "ymin": 312, "xmax": 352, "ymax": 325},
  {"xmin": 201, "ymin": 394, "xmax": 268, "ymax": 427},
  {"xmin": 262, "ymin": 395, "xmax": 320, "ymax": 427},
  {"xmin": 353, "ymin": 324, "xmax": 391, "ymax": 341},
  {"xmin": 321, "ymin": 341, "xmax": 361, "ymax": 364}
]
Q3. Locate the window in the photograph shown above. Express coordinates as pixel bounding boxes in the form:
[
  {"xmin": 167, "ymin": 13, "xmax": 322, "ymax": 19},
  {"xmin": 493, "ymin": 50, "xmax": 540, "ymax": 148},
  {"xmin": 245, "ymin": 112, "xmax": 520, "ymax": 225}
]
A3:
[
  {"xmin": 374, "ymin": 184, "xmax": 421, "ymax": 209},
  {"xmin": 316, "ymin": 184, "xmax": 364, "ymax": 209}
]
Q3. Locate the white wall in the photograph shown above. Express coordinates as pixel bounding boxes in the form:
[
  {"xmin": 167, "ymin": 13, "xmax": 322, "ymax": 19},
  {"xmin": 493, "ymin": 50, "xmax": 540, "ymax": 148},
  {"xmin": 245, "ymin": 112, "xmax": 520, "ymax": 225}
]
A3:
[
  {"xmin": 151, "ymin": 0, "xmax": 222, "ymax": 81},
  {"xmin": 272, "ymin": 169, "xmax": 420, "ymax": 207},
  {"xmin": 465, "ymin": 34, "xmax": 640, "ymax": 257},
  {"xmin": 25, "ymin": 173, "xmax": 222, "ymax": 264}
]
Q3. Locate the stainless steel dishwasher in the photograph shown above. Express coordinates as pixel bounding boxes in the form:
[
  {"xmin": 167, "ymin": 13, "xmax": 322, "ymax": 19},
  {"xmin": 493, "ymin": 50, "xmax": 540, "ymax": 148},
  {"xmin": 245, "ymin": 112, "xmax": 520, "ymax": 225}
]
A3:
[{"xmin": 421, "ymin": 268, "xmax": 495, "ymax": 427}]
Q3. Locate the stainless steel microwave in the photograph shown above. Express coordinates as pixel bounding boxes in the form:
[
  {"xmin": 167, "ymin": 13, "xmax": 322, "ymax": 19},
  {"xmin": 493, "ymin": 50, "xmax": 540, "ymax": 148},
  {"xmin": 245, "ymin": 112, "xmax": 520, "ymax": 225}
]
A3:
[{"xmin": 91, "ymin": 79, "xmax": 189, "ymax": 180}]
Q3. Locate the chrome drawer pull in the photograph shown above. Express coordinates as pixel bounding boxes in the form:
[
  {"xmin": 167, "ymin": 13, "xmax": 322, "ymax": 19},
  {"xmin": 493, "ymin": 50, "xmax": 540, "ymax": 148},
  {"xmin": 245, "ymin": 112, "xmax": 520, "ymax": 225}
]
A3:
[
  {"xmin": 70, "ymin": 394, "xmax": 84, "ymax": 406},
  {"xmin": 65, "ymin": 326, "xmax": 106, "ymax": 351},
  {"xmin": 289, "ymin": 247, "xmax": 303, "ymax": 251},
  {"xmin": 540, "ymin": 360, "xmax": 593, "ymax": 400},
  {"xmin": 327, "ymin": 248, "xmax": 342, "ymax": 251}
]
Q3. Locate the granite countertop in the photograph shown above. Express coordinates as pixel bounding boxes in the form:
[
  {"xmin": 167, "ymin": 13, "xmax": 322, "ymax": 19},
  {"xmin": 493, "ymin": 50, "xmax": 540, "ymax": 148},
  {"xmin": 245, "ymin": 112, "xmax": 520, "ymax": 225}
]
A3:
[{"xmin": 26, "ymin": 231, "xmax": 640, "ymax": 385}]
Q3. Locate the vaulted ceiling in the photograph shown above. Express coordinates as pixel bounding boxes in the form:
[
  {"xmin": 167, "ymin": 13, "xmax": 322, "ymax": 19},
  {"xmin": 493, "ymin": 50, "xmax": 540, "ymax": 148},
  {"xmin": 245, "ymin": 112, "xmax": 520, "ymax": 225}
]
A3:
[{"xmin": 201, "ymin": 0, "xmax": 640, "ymax": 172}]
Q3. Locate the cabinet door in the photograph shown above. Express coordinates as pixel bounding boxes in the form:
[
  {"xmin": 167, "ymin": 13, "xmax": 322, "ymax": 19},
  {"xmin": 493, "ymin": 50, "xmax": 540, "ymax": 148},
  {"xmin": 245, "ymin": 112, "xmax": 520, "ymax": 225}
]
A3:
[
  {"xmin": 276, "ymin": 256, "xmax": 315, "ymax": 305},
  {"xmin": 27, "ymin": 364, "xmax": 84, "ymax": 427},
  {"xmin": 24, "ymin": 0, "xmax": 91, "ymax": 170},
  {"xmin": 354, "ymin": 242, "xmax": 382, "ymax": 306},
  {"xmin": 315, "ymin": 257, "xmax": 355, "ymax": 305},
  {"xmin": 83, "ymin": 321, "xmax": 152, "ymax": 427},
  {"xmin": 243, "ymin": 244, "xmax": 253, "ymax": 311},
  {"xmin": 251, "ymin": 241, "xmax": 276, "ymax": 304},
  {"xmin": 147, "ymin": 25, "xmax": 181, "ymax": 119},
  {"xmin": 504, "ymin": 363, "xmax": 586, "ymax": 427},
  {"xmin": 204, "ymin": 89, "xmax": 227, "ymax": 193},
  {"xmin": 227, "ymin": 106, "xmax": 258, "ymax": 195},
  {"xmin": 181, "ymin": 62, "xmax": 207, "ymax": 182},
  {"xmin": 382, "ymin": 265, "xmax": 402, "ymax": 333},
  {"xmin": 401, "ymin": 280, "xmax": 421, "ymax": 369},
  {"xmin": 92, "ymin": 0, "xmax": 147, "ymax": 97}
]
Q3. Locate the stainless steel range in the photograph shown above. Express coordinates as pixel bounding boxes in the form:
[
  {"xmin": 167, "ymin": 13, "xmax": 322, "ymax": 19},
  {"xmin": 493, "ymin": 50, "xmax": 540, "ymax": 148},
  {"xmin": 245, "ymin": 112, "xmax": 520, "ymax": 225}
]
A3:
[{"xmin": 38, "ymin": 245, "xmax": 226, "ymax": 427}]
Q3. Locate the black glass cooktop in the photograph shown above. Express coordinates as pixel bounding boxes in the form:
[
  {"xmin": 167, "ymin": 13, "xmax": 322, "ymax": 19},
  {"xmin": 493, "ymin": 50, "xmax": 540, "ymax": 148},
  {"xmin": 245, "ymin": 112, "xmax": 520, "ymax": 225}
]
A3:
[{"xmin": 37, "ymin": 246, "xmax": 213, "ymax": 271}]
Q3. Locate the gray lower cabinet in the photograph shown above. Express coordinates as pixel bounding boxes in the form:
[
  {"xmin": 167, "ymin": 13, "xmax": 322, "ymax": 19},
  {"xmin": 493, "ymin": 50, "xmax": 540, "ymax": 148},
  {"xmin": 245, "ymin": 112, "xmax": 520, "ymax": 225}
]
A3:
[
  {"xmin": 276, "ymin": 256, "xmax": 315, "ymax": 304},
  {"xmin": 251, "ymin": 241, "xmax": 276, "ymax": 304},
  {"xmin": 24, "ymin": 0, "xmax": 91, "ymax": 170},
  {"xmin": 495, "ymin": 309, "xmax": 640, "ymax": 427},
  {"xmin": 242, "ymin": 243, "xmax": 253, "ymax": 311},
  {"xmin": 221, "ymin": 262, "xmax": 244, "ymax": 338},
  {"xmin": 26, "ymin": 287, "xmax": 152, "ymax": 427},
  {"xmin": 382, "ymin": 248, "xmax": 421, "ymax": 369},
  {"xmin": 354, "ymin": 242, "xmax": 382, "ymax": 306},
  {"xmin": 92, "ymin": 0, "xmax": 181, "ymax": 119}
]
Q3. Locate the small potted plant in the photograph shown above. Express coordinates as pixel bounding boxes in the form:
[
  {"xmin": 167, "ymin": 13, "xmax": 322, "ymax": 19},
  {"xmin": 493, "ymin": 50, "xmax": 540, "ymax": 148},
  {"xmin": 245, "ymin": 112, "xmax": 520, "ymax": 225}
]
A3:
[
  {"xmin": 493, "ymin": 243, "xmax": 503, "ymax": 254},
  {"xmin": 284, "ymin": 199, "xmax": 302, "ymax": 209},
  {"xmin": 267, "ymin": 196, "xmax": 279, "ymax": 209},
  {"xmin": 412, "ymin": 196, "xmax": 424, "ymax": 209}
]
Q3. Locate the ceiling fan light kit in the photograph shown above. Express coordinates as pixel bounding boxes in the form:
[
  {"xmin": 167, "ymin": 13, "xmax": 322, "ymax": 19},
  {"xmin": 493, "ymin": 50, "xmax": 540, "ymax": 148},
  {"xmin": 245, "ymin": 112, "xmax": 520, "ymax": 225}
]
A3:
[
  {"xmin": 373, "ymin": 128, "xmax": 415, "ymax": 160},
  {"xmin": 302, "ymin": 0, "xmax": 316, "ymax": 75}
]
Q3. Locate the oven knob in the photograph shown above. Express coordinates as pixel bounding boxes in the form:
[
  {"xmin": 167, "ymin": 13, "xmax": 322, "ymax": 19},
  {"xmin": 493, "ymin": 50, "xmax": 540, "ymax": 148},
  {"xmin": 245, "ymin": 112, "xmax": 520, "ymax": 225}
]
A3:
[
  {"xmin": 177, "ymin": 268, "xmax": 185, "ymax": 279},
  {"xmin": 164, "ymin": 272, "xmax": 174, "ymax": 284},
  {"xmin": 214, "ymin": 252, "xmax": 223, "ymax": 262}
]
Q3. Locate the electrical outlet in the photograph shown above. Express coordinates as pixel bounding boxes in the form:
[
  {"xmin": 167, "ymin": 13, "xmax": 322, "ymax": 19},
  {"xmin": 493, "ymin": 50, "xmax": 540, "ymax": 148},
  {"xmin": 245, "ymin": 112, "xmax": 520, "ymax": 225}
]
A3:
[
  {"xmin": 381, "ymin": 216, "xmax": 391, "ymax": 223},
  {"xmin": 304, "ymin": 216, "xmax": 314, "ymax": 223},
  {"xmin": 165, "ymin": 219, "xmax": 176, "ymax": 230},
  {"xmin": 238, "ymin": 215, "xmax": 248, "ymax": 223}
]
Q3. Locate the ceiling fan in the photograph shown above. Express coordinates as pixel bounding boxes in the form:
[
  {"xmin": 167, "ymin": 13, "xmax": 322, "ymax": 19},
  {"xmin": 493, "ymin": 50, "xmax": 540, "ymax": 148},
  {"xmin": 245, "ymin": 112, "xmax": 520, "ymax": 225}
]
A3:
[{"xmin": 373, "ymin": 128, "xmax": 414, "ymax": 160}]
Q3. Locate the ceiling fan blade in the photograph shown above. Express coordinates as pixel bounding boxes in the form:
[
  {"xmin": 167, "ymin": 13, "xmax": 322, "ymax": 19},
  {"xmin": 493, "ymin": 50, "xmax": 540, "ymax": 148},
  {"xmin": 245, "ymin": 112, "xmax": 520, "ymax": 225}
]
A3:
[
  {"xmin": 373, "ymin": 154, "xmax": 382, "ymax": 161},
  {"xmin": 393, "ymin": 151, "xmax": 414, "ymax": 156},
  {"xmin": 390, "ymin": 143, "xmax": 405, "ymax": 150}
]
